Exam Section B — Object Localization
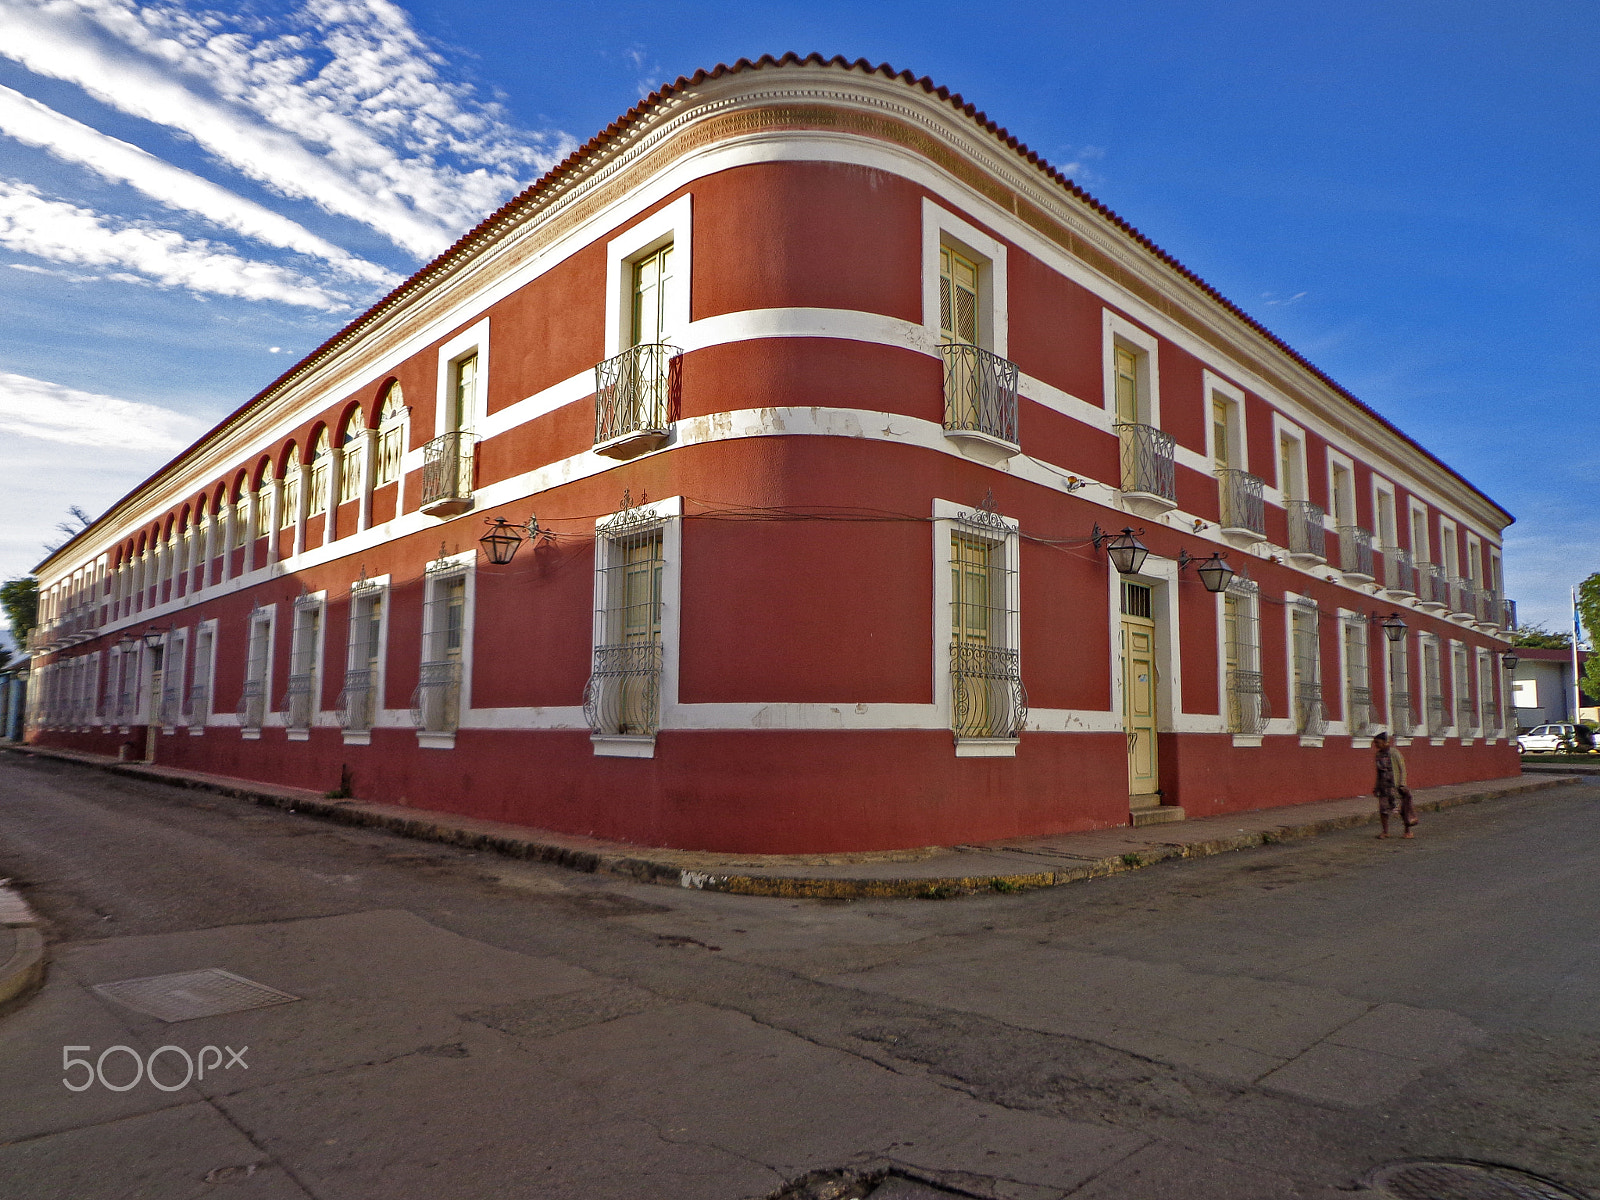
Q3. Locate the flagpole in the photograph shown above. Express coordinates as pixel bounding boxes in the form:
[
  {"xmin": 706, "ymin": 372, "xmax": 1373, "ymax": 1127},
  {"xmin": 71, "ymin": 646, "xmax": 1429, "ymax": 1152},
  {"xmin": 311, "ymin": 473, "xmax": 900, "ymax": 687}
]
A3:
[{"xmin": 1573, "ymin": 586, "xmax": 1583, "ymax": 724}]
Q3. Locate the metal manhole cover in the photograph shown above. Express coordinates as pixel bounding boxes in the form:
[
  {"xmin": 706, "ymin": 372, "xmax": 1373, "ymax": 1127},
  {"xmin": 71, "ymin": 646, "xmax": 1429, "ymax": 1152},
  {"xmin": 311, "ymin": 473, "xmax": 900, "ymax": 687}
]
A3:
[
  {"xmin": 92, "ymin": 968, "xmax": 301, "ymax": 1022},
  {"xmin": 1366, "ymin": 1160, "xmax": 1586, "ymax": 1200}
]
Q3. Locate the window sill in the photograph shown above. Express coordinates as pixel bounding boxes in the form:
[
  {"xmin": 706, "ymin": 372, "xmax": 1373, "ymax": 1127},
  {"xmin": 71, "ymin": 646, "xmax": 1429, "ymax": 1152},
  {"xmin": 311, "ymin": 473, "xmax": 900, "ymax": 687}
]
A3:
[
  {"xmin": 188, "ymin": 725, "xmax": 206, "ymax": 736},
  {"xmin": 286, "ymin": 730, "xmax": 310, "ymax": 742},
  {"xmin": 417, "ymin": 731, "xmax": 456, "ymax": 750},
  {"xmin": 954, "ymin": 737, "xmax": 1019, "ymax": 758},
  {"xmin": 592, "ymin": 734, "xmax": 655, "ymax": 758},
  {"xmin": 341, "ymin": 730, "xmax": 372, "ymax": 746},
  {"xmin": 1231, "ymin": 734, "xmax": 1263, "ymax": 748},
  {"xmin": 1298, "ymin": 736, "xmax": 1325, "ymax": 748},
  {"xmin": 942, "ymin": 427, "xmax": 1019, "ymax": 460},
  {"xmin": 594, "ymin": 428, "xmax": 668, "ymax": 460},
  {"xmin": 1348, "ymin": 736, "xmax": 1374, "ymax": 749},
  {"xmin": 1429, "ymin": 738, "xmax": 1448, "ymax": 746},
  {"xmin": 241, "ymin": 729, "xmax": 262, "ymax": 741},
  {"xmin": 1458, "ymin": 738, "xmax": 1476, "ymax": 747}
]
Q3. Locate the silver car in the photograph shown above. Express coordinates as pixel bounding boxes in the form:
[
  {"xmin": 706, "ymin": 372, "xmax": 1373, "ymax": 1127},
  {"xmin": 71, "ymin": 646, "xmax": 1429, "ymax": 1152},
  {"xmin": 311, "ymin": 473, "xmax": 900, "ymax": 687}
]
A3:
[{"xmin": 1517, "ymin": 724, "xmax": 1594, "ymax": 753}]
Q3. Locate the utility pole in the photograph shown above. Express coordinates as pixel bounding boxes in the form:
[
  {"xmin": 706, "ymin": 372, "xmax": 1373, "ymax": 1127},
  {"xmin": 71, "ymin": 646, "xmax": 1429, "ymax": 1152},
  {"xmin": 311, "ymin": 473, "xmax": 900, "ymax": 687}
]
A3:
[{"xmin": 1573, "ymin": 586, "xmax": 1583, "ymax": 724}]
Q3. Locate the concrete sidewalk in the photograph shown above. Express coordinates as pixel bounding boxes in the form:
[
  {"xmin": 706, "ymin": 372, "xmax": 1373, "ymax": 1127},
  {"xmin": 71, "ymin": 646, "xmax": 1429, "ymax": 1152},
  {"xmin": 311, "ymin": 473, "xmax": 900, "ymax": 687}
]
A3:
[{"xmin": 1, "ymin": 744, "xmax": 1581, "ymax": 899}]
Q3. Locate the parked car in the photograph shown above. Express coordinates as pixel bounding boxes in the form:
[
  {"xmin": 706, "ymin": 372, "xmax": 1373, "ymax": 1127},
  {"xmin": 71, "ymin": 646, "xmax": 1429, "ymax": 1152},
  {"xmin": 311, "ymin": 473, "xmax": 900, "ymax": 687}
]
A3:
[{"xmin": 1517, "ymin": 724, "xmax": 1597, "ymax": 753}]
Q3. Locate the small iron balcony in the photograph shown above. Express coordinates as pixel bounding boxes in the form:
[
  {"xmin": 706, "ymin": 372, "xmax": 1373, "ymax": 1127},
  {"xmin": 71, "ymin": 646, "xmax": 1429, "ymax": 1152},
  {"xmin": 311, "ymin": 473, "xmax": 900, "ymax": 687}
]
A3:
[
  {"xmin": 594, "ymin": 342, "xmax": 679, "ymax": 458},
  {"xmin": 1337, "ymin": 526, "xmax": 1374, "ymax": 581},
  {"xmin": 1346, "ymin": 685, "xmax": 1373, "ymax": 737},
  {"xmin": 1417, "ymin": 563, "xmax": 1449, "ymax": 611},
  {"xmin": 1381, "ymin": 546, "xmax": 1415, "ymax": 597},
  {"xmin": 1217, "ymin": 470, "xmax": 1266, "ymax": 539},
  {"xmin": 1225, "ymin": 669, "xmax": 1270, "ymax": 736},
  {"xmin": 940, "ymin": 343, "xmax": 1018, "ymax": 451},
  {"xmin": 1287, "ymin": 500, "xmax": 1326, "ymax": 563},
  {"xmin": 1115, "ymin": 422, "xmax": 1176, "ymax": 510},
  {"xmin": 1449, "ymin": 577, "xmax": 1476, "ymax": 619},
  {"xmin": 420, "ymin": 431, "xmax": 474, "ymax": 517}
]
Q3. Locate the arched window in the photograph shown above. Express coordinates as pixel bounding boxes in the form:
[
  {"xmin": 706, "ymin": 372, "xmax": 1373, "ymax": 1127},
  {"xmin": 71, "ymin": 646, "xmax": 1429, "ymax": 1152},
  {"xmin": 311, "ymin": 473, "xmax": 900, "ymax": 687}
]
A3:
[
  {"xmin": 278, "ymin": 447, "xmax": 299, "ymax": 530},
  {"xmin": 339, "ymin": 409, "xmax": 365, "ymax": 505},
  {"xmin": 254, "ymin": 472, "xmax": 273, "ymax": 538},
  {"xmin": 233, "ymin": 484, "xmax": 250, "ymax": 547},
  {"xmin": 375, "ymin": 385, "xmax": 405, "ymax": 488},
  {"xmin": 308, "ymin": 431, "xmax": 331, "ymax": 517}
]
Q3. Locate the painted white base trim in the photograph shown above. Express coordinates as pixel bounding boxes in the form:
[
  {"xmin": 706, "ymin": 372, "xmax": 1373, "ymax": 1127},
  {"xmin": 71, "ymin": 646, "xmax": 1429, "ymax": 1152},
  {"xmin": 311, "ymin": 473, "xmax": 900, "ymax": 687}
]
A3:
[
  {"xmin": 341, "ymin": 731, "xmax": 372, "ymax": 746},
  {"xmin": 241, "ymin": 729, "xmax": 261, "ymax": 740},
  {"xmin": 1231, "ymin": 735, "xmax": 1263, "ymax": 748},
  {"xmin": 286, "ymin": 730, "xmax": 310, "ymax": 742},
  {"xmin": 1298, "ymin": 736, "xmax": 1325, "ymax": 748},
  {"xmin": 592, "ymin": 734, "xmax": 655, "ymax": 758},
  {"xmin": 954, "ymin": 737, "xmax": 1019, "ymax": 758},
  {"xmin": 417, "ymin": 732, "xmax": 456, "ymax": 750}
]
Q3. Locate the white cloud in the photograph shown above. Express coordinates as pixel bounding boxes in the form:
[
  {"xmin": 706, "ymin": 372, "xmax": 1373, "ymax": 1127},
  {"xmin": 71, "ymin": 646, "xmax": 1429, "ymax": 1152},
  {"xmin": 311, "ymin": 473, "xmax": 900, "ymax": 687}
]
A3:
[
  {"xmin": 0, "ymin": 0, "xmax": 573, "ymax": 257},
  {"xmin": 0, "ymin": 83, "xmax": 396, "ymax": 285},
  {"xmin": 0, "ymin": 370, "xmax": 206, "ymax": 455},
  {"xmin": 0, "ymin": 179, "xmax": 354, "ymax": 308}
]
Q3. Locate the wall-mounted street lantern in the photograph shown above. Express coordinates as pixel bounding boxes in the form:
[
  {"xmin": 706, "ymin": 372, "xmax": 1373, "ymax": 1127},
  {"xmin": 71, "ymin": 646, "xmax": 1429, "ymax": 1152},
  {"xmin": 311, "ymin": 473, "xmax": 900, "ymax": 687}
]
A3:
[
  {"xmin": 117, "ymin": 632, "xmax": 137, "ymax": 652},
  {"xmin": 1177, "ymin": 549, "xmax": 1234, "ymax": 594},
  {"xmin": 478, "ymin": 513, "xmax": 548, "ymax": 565},
  {"xmin": 141, "ymin": 626, "xmax": 168, "ymax": 650},
  {"xmin": 1091, "ymin": 525, "xmax": 1149, "ymax": 576},
  {"xmin": 1502, "ymin": 650, "xmax": 1520, "ymax": 672},
  {"xmin": 1379, "ymin": 612, "xmax": 1409, "ymax": 643}
]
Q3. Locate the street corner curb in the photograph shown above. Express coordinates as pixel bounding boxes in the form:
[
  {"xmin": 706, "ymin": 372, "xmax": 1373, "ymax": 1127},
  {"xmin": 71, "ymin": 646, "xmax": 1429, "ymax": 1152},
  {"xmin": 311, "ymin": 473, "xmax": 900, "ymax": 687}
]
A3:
[
  {"xmin": 0, "ymin": 885, "xmax": 47, "ymax": 1011},
  {"xmin": 674, "ymin": 869, "xmax": 1070, "ymax": 899}
]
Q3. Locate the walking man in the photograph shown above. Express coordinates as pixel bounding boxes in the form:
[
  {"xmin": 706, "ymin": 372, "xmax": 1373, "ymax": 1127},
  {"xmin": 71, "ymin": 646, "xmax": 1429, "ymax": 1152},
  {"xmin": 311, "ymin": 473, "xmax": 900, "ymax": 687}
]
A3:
[{"xmin": 1373, "ymin": 731, "xmax": 1417, "ymax": 839}]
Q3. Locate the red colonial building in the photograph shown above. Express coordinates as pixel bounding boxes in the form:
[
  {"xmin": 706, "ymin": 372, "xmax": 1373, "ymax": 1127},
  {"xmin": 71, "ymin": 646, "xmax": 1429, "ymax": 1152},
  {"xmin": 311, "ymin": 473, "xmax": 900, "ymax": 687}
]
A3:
[{"xmin": 24, "ymin": 56, "xmax": 1520, "ymax": 853}]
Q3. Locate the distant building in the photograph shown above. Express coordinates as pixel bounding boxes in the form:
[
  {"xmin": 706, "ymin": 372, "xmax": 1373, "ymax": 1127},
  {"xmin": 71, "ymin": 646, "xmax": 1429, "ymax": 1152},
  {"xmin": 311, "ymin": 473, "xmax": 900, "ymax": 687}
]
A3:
[
  {"xmin": 21, "ymin": 56, "xmax": 1521, "ymax": 853},
  {"xmin": 1509, "ymin": 647, "xmax": 1592, "ymax": 729}
]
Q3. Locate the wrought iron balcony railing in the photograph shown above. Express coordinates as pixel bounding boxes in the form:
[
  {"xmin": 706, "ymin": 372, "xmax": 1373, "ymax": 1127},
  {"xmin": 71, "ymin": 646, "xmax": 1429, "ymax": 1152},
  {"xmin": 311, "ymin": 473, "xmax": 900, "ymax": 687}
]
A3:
[
  {"xmin": 238, "ymin": 679, "xmax": 266, "ymax": 731},
  {"xmin": 1418, "ymin": 562, "xmax": 1449, "ymax": 608},
  {"xmin": 284, "ymin": 673, "xmax": 316, "ymax": 732},
  {"xmin": 1115, "ymin": 422, "xmax": 1176, "ymax": 505},
  {"xmin": 1338, "ymin": 526, "xmax": 1374, "ymax": 580},
  {"xmin": 1450, "ymin": 577, "xmax": 1477, "ymax": 619},
  {"xmin": 1347, "ymin": 685, "xmax": 1373, "ymax": 737},
  {"xmin": 411, "ymin": 660, "xmax": 463, "ymax": 735},
  {"xmin": 950, "ymin": 643, "xmax": 1028, "ymax": 740},
  {"xmin": 1287, "ymin": 500, "xmax": 1326, "ymax": 561},
  {"xmin": 940, "ymin": 343, "xmax": 1018, "ymax": 448},
  {"xmin": 184, "ymin": 683, "xmax": 209, "ymax": 726},
  {"xmin": 584, "ymin": 642, "xmax": 663, "ymax": 738},
  {"xmin": 1458, "ymin": 696, "xmax": 1479, "ymax": 737},
  {"xmin": 1295, "ymin": 681, "xmax": 1326, "ymax": 737},
  {"xmin": 338, "ymin": 669, "xmax": 377, "ymax": 732},
  {"xmin": 594, "ymin": 342, "xmax": 678, "ymax": 455},
  {"xmin": 1425, "ymin": 694, "xmax": 1448, "ymax": 738},
  {"xmin": 420, "ymin": 431, "xmax": 474, "ymax": 516},
  {"xmin": 157, "ymin": 685, "xmax": 181, "ymax": 728},
  {"xmin": 1389, "ymin": 688, "xmax": 1413, "ymax": 736},
  {"xmin": 1226, "ymin": 669, "xmax": 1271, "ymax": 736},
  {"xmin": 1216, "ymin": 470, "xmax": 1265, "ymax": 538},
  {"xmin": 1381, "ymin": 545, "xmax": 1415, "ymax": 596}
]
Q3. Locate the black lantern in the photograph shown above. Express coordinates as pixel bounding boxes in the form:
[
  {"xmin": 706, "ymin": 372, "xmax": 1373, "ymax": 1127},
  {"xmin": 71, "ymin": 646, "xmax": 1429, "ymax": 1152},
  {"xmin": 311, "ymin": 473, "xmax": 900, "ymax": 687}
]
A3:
[
  {"xmin": 1093, "ymin": 525, "xmax": 1149, "ymax": 576},
  {"xmin": 1502, "ymin": 650, "xmax": 1519, "ymax": 672},
  {"xmin": 1379, "ymin": 612, "xmax": 1408, "ymax": 643},
  {"xmin": 116, "ymin": 632, "xmax": 137, "ymax": 651},
  {"xmin": 479, "ymin": 517, "xmax": 524, "ymax": 565},
  {"xmin": 142, "ymin": 626, "xmax": 167, "ymax": 650},
  {"xmin": 1178, "ymin": 549, "xmax": 1234, "ymax": 593}
]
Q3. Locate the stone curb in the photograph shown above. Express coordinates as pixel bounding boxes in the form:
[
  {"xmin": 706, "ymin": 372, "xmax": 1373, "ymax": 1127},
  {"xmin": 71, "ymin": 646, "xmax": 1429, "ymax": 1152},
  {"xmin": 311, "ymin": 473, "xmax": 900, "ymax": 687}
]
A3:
[
  {"xmin": 1, "ymin": 745, "xmax": 1584, "ymax": 900},
  {"xmin": 0, "ymin": 882, "xmax": 46, "ymax": 1010}
]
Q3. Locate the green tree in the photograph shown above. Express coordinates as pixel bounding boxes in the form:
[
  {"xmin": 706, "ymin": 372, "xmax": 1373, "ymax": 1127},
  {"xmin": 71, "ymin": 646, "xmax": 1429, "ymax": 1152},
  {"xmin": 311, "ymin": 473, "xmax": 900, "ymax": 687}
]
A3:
[
  {"xmin": 1509, "ymin": 623, "xmax": 1572, "ymax": 649},
  {"xmin": 1578, "ymin": 572, "xmax": 1600, "ymax": 703},
  {"xmin": 0, "ymin": 577, "xmax": 39, "ymax": 648}
]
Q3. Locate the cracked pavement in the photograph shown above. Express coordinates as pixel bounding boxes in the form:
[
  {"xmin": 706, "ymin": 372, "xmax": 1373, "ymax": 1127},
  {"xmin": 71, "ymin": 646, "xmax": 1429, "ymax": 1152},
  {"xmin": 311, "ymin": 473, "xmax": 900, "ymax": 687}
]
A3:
[{"xmin": 0, "ymin": 751, "xmax": 1596, "ymax": 1199}]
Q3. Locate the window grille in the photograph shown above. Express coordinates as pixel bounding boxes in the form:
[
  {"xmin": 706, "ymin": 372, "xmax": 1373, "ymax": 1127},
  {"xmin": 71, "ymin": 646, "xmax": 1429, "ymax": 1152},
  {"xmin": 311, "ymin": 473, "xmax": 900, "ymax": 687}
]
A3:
[
  {"xmin": 1423, "ymin": 640, "xmax": 1447, "ymax": 738},
  {"xmin": 279, "ymin": 473, "xmax": 298, "ymax": 530},
  {"xmin": 1292, "ymin": 598, "xmax": 1326, "ymax": 736},
  {"xmin": 239, "ymin": 610, "xmax": 271, "ymax": 731},
  {"xmin": 1453, "ymin": 646, "xmax": 1477, "ymax": 736},
  {"xmin": 1477, "ymin": 654, "xmax": 1497, "ymax": 739},
  {"xmin": 1387, "ymin": 637, "xmax": 1413, "ymax": 737},
  {"xmin": 284, "ymin": 601, "xmax": 321, "ymax": 733},
  {"xmin": 948, "ymin": 509, "xmax": 1025, "ymax": 741},
  {"xmin": 187, "ymin": 628, "xmax": 213, "ymax": 726},
  {"xmin": 1115, "ymin": 422, "xmax": 1176, "ymax": 502},
  {"xmin": 158, "ymin": 631, "xmax": 184, "ymax": 727},
  {"xmin": 1224, "ymin": 579, "xmax": 1269, "ymax": 735},
  {"xmin": 340, "ymin": 585, "xmax": 384, "ymax": 732},
  {"xmin": 420, "ymin": 431, "xmax": 474, "ymax": 508},
  {"xmin": 1343, "ymin": 615, "xmax": 1371, "ymax": 737},
  {"xmin": 1217, "ymin": 469, "xmax": 1265, "ymax": 537},
  {"xmin": 412, "ymin": 568, "xmax": 467, "ymax": 734},
  {"xmin": 585, "ymin": 518, "xmax": 665, "ymax": 737}
]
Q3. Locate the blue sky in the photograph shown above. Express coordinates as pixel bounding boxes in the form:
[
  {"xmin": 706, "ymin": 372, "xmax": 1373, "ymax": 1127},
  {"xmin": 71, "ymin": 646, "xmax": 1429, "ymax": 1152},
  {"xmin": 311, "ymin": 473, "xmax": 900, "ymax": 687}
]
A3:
[{"xmin": 1, "ymin": 0, "xmax": 1595, "ymax": 643}]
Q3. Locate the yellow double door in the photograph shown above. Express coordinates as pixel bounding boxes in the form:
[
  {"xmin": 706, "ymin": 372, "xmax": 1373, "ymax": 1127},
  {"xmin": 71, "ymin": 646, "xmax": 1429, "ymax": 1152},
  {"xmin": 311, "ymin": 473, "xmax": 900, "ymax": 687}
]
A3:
[{"xmin": 1120, "ymin": 614, "xmax": 1160, "ymax": 800}]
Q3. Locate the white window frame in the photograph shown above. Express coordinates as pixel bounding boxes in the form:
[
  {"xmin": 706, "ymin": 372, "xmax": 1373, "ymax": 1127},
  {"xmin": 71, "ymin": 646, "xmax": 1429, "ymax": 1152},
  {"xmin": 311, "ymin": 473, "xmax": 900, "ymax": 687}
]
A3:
[
  {"xmin": 1337, "ymin": 607, "xmax": 1374, "ymax": 746},
  {"xmin": 1420, "ymin": 631, "xmax": 1446, "ymax": 743},
  {"xmin": 923, "ymin": 199, "xmax": 1009, "ymax": 358},
  {"xmin": 284, "ymin": 592, "xmax": 327, "ymax": 741},
  {"xmin": 1285, "ymin": 593, "xmax": 1325, "ymax": 746},
  {"xmin": 416, "ymin": 552, "xmax": 476, "ymax": 750},
  {"xmin": 189, "ymin": 619, "xmax": 218, "ymax": 733},
  {"xmin": 1437, "ymin": 517, "xmax": 1459, "ymax": 580},
  {"xmin": 1408, "ymin": 498, "xmax": 1432, "ymax": 565},
  {"xmin": 1326, "ymin": 449, "xmax": 1358, "ymax": 529},
  {"xmin": 341, "ymin": 575, "xmax": 391, "ymax": 746},
  {"xmin": 434, "ymin": 319, "xmax": 490, "ymax": 439},
  {"xmin": 1270, "ymin": 414, "xmax": 1310, "ymax": 506},
  {"xmin": 240, "ymin": 604, "xmax": 276, "ymax": 739},
  {"xmin": 162, "ymin": 627, "xmax": 186, "ymax": 733},
  {"xmin": 587, "ymin": 496, "xmax": 682, "ymax": 758},
  {"xmin": 1102, "ymin": 311, "xmax": 1159, "ymax": 426},
  {"xmin": 1387, "ymin": 632, "xmax": 1414, "ymax": 744},
  {"xmin": 1220, "ymin": 576, "xmax": 1266, "ymax": 747},
  {"xmin": 933, "ymin": 497, "xmax": 1023, "ymax": 757},
  {"xmin": 604, "ymin": 193, "xmax": 692, "ymax": 359},
  {"xmin": 1202, "ymin": 371, "xmax": 1247, "ymax": 471}
]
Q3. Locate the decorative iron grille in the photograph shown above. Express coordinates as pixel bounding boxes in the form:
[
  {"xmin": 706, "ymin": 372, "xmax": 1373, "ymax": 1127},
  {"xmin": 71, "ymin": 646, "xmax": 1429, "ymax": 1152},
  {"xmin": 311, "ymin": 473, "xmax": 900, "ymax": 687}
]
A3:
[
  {"xmin": 1347, "ymin": 685, "xmax": 1373, "ymax": 738},
  {"xmin": 1288, "ymin": 501, "xmax": 1326, "ymax": 560},
  {"xmin": 1381, "ymin": 545, "xmax": 1415, "ymax": 595},
  {"xmin": 940, "ymin": 343, "xmax": 1018, "ymax": 446},
  {"xmin": 1217, "ymin": 469, "xmax": 1265, "ymax": 536},
  {"xmin": 1344, "ymin": 614, "xmax": 1372, "ymax": 736},
  {"xmin": 412, "ymin": 566, "xmax": 467, "ymax": 734},
  {"xmin": 1419, "ymin": 562, "xmax": 1448, "ymax": 607},
  {"xmin": 1458, "ymin": 694, "xmax": 1479, "ymax": 737},
  {"xmin": 237, "ymin": 679, "xmax": 266, "ymax": 731},
  {"xmin": 1115, "ymin": 422, "xmax": 1175, "ymax": 502},
  {"xmin": 283, "ymin": 674, "xmax": 315, "ymax": 732},
  {"xmin": 585, "ymin": 516, "xmax": 665, "ymax": 738},
  {"xmin": 1227, "ymin": 669, "xmax": 1271, "ymax": 736},
  {"xmin": 410, "ymin": 661, "xmax": 462, "ymax": 733},
  {"xmin": 157, "ymin": 685, "xmax": 180, "ymax": 728},
  {"xmin": 947, "ymin": 505, "xmax": 1024, "ymax": 740},
  {"xmin": 1425, "ymin": 693, "xmax": 1448, "ymax": 738},
  {"xmin": 594, "ymin": 343, "xmax": 678, "ymax": 446},
  {"xmin": 1338, "ymin": 526, "xmax": 1374, "ymax": 578},
  {"xmin": 950, "ymin": 644, "xmax": 1027, "ymax": 739},
  {"xmin": 1388, "ymin": 688, "xmax": 1412, "ymax": 737},
  {"xmin": 420, "ymin": 431, "xmax": 473, "ymax": 508},
  {"xmin": 338, "ymin": 669, "xmax": 376, "ymax": 731},
  {"xmin": 184, "ymin": 682, "xmax": 208, "ymax": 727}
]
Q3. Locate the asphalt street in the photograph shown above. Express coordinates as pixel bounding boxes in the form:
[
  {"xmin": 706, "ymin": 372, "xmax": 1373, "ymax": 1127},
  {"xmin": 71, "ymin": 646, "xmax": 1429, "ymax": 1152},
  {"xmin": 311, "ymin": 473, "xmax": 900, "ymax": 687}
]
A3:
[{"xmin": 0, "ymin": 749, "xmax": 1596, "ymax": 1200}]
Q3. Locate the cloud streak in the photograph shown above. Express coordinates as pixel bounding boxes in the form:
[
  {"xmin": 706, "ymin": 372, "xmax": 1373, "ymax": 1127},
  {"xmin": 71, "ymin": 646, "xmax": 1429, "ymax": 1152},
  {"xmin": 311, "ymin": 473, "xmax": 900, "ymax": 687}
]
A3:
[
  {"xmin": 0, "ymin": 179, "xmax": 354, "ymax": 308},
  {"xmin": 0, "ymin": 370, "xmax": 207, "ymax": 453},
  {"xmin": 0, "ymin": 83, "xmax": 396, "ymax": 285}
]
